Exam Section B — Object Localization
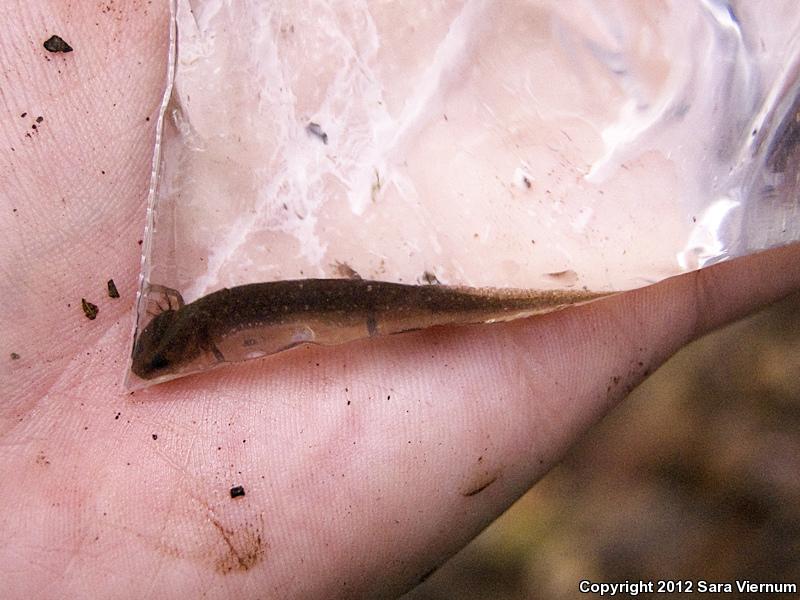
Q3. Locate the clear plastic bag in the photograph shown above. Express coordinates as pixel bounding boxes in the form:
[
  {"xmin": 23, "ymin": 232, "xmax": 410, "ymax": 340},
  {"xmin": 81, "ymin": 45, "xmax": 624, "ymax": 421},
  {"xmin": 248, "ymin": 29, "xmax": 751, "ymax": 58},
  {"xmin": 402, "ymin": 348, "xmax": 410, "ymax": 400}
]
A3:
[{"xmin": 126, "ymin": 0, "xmax": 800, "ymax": 388}]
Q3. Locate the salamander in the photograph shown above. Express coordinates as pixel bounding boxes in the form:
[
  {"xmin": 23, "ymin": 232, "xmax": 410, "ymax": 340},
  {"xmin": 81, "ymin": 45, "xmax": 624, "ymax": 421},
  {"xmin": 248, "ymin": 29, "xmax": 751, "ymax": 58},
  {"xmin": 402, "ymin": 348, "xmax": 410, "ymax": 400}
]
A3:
[{"xmin": 131, "ymin": 279, "xmax": 608, "ymax": 380}]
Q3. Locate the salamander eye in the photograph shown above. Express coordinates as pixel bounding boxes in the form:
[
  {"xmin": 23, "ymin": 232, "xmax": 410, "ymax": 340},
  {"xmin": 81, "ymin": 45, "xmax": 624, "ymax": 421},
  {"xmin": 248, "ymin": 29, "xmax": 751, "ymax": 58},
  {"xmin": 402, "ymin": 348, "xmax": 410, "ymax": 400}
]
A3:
[{"xmin": 150, "ymin": 353, "xmax": 170, "ymax": 370}]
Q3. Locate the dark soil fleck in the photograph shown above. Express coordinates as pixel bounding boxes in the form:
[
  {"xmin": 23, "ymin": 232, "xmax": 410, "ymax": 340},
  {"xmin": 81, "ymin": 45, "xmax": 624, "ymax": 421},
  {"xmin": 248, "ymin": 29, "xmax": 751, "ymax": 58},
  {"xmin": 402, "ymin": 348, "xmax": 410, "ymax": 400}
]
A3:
[
  {"xmin": 230, "ymin": 485, "xmax": 246, "ymax": 499},
  {"xmin": 10, "ymin": 352, "xmax": 20, "ymax": 360},
  {"xmin": 306, "ymin": 121, "xmax": 328, "ymax": 144},
  {"xmin": 81, "ymin": 298, "xmax": 99, "ymax": 320},
  {"xmin": 107, "ymin": 279, "xmax": 120, "ymax": 298},
  {"xmin": 152, "ymin": 434, "xmax": 158, "ymax": 440},
  {"xmin": 43, "ymin": 35, "xmax": 73, "ymax": 53}
]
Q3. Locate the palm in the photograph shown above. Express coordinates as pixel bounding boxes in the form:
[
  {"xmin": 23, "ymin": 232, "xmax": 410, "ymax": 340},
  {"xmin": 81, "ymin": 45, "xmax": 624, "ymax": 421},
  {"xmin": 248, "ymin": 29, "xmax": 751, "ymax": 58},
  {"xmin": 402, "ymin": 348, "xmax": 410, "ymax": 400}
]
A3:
[{"xmin": 2, "ymin": 4, "xmax": 800, "ymax": 599}]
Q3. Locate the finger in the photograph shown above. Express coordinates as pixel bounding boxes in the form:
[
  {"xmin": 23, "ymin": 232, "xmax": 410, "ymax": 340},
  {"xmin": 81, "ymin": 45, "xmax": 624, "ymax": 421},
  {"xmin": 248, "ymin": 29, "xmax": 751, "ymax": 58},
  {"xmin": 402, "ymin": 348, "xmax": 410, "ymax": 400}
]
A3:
[{"xmin": 377, "ymin": 242, "xmax": 800, "ymax": 593}]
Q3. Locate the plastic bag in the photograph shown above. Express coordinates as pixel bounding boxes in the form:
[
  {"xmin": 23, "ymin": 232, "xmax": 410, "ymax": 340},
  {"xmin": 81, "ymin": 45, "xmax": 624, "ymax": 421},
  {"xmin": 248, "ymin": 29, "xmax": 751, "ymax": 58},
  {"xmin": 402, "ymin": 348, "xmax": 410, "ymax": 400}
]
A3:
[{"xmin": 126, "ymin": 0, "xmax": 800, "ymax": 388}]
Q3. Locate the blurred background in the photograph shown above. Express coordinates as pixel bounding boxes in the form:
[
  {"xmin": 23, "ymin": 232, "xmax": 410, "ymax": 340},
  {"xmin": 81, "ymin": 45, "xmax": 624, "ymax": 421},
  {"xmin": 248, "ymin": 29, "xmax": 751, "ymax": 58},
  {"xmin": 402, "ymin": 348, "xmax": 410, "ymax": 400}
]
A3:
[{"xmin": 406, "ymin": 290, "xmax": 800, "ymax": 599}]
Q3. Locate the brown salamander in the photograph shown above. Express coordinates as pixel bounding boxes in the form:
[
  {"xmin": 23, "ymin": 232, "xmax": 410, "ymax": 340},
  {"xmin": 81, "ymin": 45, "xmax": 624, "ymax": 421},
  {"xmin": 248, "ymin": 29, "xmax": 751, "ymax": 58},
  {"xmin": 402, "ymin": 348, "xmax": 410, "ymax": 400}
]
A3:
[{"xmin": 131, "ymin": 279, "xmax": 609, "ymax": 381}]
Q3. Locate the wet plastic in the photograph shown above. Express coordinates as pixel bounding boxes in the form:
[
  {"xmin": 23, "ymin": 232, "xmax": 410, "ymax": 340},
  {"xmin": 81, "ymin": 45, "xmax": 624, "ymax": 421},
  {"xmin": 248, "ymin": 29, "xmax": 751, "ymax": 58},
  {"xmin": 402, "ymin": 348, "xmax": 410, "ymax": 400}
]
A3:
[{"xmin": 126, "ymin": 0, "xmax": 800, "ymax": 388}]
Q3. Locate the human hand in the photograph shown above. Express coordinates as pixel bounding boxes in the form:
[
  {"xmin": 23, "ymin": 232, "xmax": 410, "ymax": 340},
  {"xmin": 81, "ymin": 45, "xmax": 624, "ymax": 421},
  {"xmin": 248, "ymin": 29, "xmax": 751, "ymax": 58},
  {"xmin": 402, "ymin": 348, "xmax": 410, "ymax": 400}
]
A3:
[{"xmin": 2, "ymin": 4, "xmax": 800, "ymax": 598}]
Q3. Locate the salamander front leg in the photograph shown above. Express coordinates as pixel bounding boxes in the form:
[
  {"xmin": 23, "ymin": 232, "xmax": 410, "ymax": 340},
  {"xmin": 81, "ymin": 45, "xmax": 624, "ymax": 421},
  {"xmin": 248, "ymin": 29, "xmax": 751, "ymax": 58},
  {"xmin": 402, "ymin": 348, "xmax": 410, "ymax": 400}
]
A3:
[{"xmin": 145, "ymin": 284, "xmax": 186, "ymax": 317}]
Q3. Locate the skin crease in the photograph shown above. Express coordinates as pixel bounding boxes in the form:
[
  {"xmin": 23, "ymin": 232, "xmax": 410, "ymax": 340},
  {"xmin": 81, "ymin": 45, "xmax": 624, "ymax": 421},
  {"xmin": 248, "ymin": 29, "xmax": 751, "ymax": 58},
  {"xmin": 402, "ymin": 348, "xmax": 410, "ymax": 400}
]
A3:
[{"xmin": 0, "ymin": 3, "xmax": 799, "ymax": 599}]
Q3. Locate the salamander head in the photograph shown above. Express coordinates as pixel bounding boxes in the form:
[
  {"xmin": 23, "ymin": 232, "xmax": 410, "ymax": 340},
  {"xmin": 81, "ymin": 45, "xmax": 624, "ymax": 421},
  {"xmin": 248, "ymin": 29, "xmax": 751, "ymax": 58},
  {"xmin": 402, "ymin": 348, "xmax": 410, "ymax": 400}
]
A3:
[{"xmin": 131, "ymin": 309, "xmax": 205, "ymax": 380}]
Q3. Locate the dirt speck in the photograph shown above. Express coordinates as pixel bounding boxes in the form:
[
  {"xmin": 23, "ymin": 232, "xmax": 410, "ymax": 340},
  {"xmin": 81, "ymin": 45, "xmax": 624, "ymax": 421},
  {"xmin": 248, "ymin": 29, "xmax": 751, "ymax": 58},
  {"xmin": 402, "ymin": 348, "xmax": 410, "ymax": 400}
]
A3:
[
  {"xmin": 333, "ymin": 261, "xmax": 361, "ymax": 280},
  {"xmin": 230, "ymin": 485, "xmax": 245, "ymax": 499},
  {"xmin": 306, "ymin": 121, "xmax": 328, "ymax": 144},
  {"xmin": 107, "ymin": 279, "xmax": 120, "ymax": 298},
  {"xmin": 10, "ymin": 352, "xmax": 20, "ymax": 360},
  {"xmin": 81, "ymin": 298, "xmax": 99, "ymax": 320},
  {"xmin": 43, "ymin": 35, "xmax": 73, "ymax": 53}
]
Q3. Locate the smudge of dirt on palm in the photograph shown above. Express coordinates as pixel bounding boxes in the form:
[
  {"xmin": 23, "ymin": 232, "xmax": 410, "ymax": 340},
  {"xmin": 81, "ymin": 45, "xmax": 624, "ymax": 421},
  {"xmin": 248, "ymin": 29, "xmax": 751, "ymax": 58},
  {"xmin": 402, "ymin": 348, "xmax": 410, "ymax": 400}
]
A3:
[
  {"xmin": 137, "ymin": 491, "xmax": 267, "ymax": 575},
  {"xmin": 209, "ymin": 514, "xmax": 266, "ymax": 574}
]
